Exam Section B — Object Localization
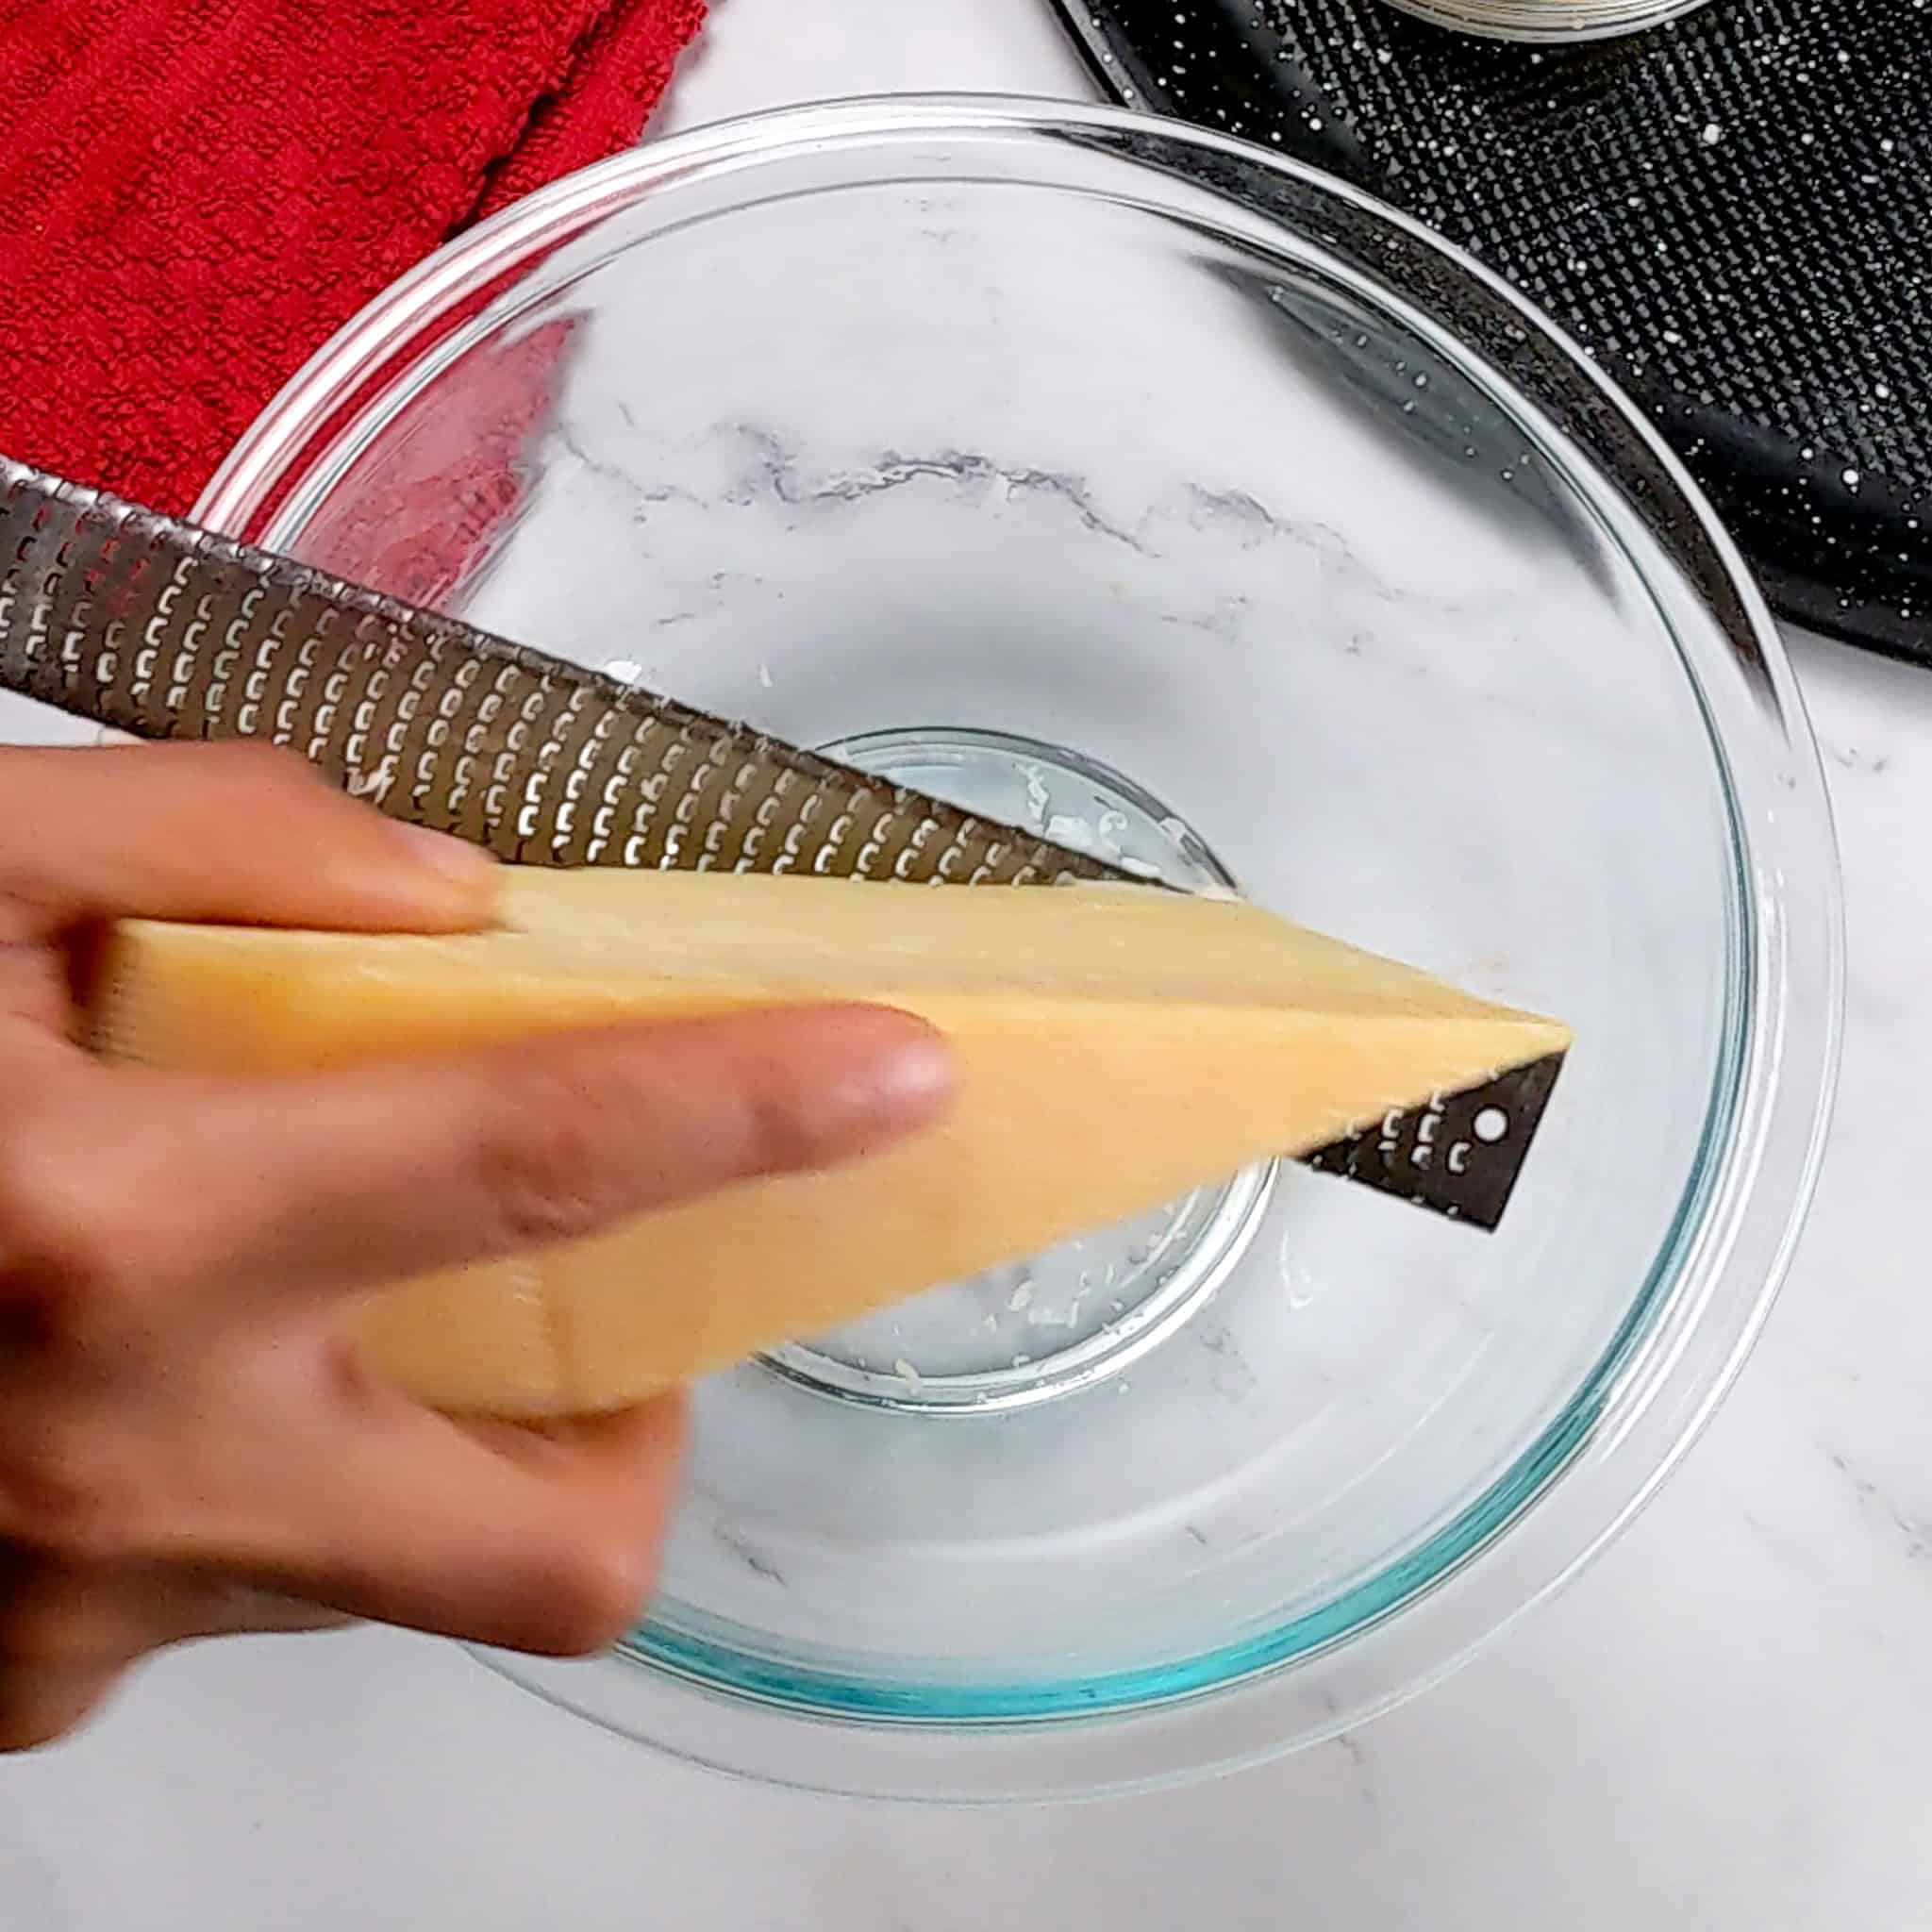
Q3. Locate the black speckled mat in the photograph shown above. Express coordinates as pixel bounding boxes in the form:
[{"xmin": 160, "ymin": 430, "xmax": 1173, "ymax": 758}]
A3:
[{"xmin": 1052, "ymin": 0, "xmax": 1932, "ymax": 665}]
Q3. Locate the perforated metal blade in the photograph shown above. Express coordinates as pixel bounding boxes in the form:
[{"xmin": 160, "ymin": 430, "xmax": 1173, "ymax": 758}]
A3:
[
  {"xmin": 0, "ymin": 458, "xmax": 1122, "ymax": 887},
  {"xmin": 0, "ymin": 455, "xmax": 1559, "ymax": 1226}
]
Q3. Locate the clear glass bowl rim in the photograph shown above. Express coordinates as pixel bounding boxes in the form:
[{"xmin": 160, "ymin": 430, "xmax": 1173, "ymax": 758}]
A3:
[
  {"xmin": 1369, "ymin": 0, "xmax": 1714, "ymax": 41},
  {"xmin": 195, "ymin": 95, "xmax": 1843, "ymax": 1802}
]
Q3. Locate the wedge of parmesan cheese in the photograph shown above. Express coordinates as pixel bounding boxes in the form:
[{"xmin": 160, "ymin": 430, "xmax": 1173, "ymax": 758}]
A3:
[{"xmin": 91, "ymin": 869, "xmax": 1569, "ymax": 1416}]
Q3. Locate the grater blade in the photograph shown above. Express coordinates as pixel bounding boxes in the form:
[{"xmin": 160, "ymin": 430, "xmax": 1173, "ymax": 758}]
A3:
[
  {"xmin": 0, "ymin": 454, "xmax": 1559, "ymax": 1227},
  {"xmin": 0, "ymin": 456, "xmax": 1121, "ymax": 887}
]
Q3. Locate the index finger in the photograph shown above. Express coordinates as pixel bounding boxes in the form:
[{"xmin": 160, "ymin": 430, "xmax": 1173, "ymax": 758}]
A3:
[
  {"xmin": 2, "ymin": 1004, "xmax": 953, "ymax": 1323},
  {"xmin": 0, "ymin": 742, "xmax": 496, "ymax": 941}
]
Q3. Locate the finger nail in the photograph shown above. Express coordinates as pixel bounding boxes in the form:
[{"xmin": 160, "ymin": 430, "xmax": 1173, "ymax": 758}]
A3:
[
  {"xmin": 391, "ymin": 823, "xmax": 499, "ymax": 889},
  {"xmin": 831, "ymin": 1023, "xmax": 956, "ymax": 1142},
  {"xmin": 876, "ymin": 1031, "xmax": 956, "ymax": 1118}
]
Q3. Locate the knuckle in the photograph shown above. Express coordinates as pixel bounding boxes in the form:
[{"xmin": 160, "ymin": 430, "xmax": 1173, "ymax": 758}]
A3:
[
  {"xmin": 0, "ymin": 1120, "xmax": 186, "ymax": 1357},
  {"xmin": 0, "ymin": 1154, "xmax": 116, "ymax": 1346},
  {"xmin": 0, "ymin": 1213, "xmax": 145, "ymax": 1357},
  {"xmin": 471, "ymin": 1066, "xmax": 629, "ymax": 1254},
  {"xmin": 736, "ymin": 1079, "xmax": 824, "ymax": 1179},
  {"xmin": 0, "ymin": 1427, "xmax": 145, "ymax": 1564}
]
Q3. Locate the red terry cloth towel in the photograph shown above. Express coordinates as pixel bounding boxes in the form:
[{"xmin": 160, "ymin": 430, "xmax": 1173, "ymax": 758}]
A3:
[{"xmin": 0, "ymin": 0, "xmax": 705, "ymax": 585}]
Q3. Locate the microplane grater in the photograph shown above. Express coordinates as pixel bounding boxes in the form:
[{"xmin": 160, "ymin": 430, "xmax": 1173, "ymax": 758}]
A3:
[{"xmin": 0, "ymin": 455, "xmax": 1561, "ymax": 1227}]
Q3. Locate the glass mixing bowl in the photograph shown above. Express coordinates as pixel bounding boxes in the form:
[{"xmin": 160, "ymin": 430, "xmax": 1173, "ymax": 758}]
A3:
[{"xmin": 197, "ymin": 97, "xmax": 1840, "ymax": 1801}]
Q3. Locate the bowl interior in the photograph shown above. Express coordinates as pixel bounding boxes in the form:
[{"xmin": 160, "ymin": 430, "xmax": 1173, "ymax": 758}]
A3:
[{"xmin": 227, "ymin": 111, "xmax": 1771, "ymax": 1731}]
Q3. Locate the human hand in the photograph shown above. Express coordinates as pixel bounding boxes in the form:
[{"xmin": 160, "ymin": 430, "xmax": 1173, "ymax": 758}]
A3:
[{"xmin": 0, "ymin": 743, "xmax": 952, "ymax": 1750}]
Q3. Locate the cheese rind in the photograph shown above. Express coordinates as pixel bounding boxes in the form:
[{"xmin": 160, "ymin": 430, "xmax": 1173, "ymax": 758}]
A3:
[{"xmin": 90, "ymin": 869, "xmax": 1570, "ymax": 1416}]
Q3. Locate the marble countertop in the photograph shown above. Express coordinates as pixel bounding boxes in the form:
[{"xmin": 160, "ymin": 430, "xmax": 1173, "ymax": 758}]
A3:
[{"xmin": 4, "ymin": 3, "xmax": 1928, "ymax": 1926}]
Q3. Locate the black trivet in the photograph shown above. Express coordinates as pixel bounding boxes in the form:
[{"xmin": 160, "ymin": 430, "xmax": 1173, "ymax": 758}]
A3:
[{"xmin": 1053, "ymin": 0, "xmax": 1932, "ymax": 665}]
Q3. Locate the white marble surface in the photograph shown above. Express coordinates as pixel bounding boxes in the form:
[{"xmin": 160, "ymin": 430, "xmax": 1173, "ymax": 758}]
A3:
[{"xmin": 3, "ymin": 2, "xmax": 1929, "ymax": 1926}]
